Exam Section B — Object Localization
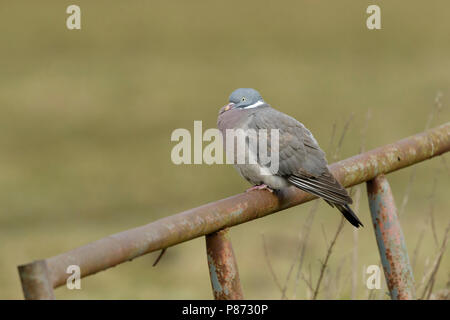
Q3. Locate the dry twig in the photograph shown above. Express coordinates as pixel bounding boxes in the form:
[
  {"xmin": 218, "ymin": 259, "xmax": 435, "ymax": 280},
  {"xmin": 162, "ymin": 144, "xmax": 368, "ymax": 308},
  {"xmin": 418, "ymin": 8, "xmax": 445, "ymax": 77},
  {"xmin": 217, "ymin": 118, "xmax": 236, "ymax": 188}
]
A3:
[
  {"xmin": 261, "ymin": 233, "xmax": 283, "ymax": 293},
  {"xmin": 152, "ymin": 248, "xmax": 167, "ymax": 267},
  {"xmin": 419, "ymin": 222, "xmax": 450, "ymax": 300},
  {"xmin": 291, "ymin": 200, "xmax": 319, "ymax": 299},
  {"xmin": 332, "ymin": 113, "xmax": 354, "ymax": 161},
  {"xmin": 399, "ymin": 91, "xmax": 444, "ymax": 217},
  {"xmin": 312, "ymin": 217, "xmax": 345, "ymax": 299}
]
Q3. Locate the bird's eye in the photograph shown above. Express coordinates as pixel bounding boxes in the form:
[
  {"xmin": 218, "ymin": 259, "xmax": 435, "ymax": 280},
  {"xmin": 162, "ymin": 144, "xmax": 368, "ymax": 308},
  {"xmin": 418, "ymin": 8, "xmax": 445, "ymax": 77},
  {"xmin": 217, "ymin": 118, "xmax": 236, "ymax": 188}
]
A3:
[{"xmin": 241, "ymin": 97, "xmax": 246, "ymax": 102}]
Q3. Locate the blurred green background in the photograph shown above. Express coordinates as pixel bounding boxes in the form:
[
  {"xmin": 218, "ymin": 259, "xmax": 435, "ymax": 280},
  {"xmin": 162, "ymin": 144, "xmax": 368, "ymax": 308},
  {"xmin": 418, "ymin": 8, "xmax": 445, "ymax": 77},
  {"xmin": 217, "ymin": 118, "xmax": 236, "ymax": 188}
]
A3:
[{"xmin": 1, "ymin": 1, "xmax": 449, "ymax": 299}]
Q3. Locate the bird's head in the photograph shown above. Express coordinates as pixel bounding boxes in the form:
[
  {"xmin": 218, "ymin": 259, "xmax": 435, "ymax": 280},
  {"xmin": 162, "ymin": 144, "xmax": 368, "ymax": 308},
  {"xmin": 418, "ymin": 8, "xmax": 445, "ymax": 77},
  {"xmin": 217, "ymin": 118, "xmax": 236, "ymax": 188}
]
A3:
[{"xmin": 222, "ymin": 88, "xmax": 265, "ymax": 112}]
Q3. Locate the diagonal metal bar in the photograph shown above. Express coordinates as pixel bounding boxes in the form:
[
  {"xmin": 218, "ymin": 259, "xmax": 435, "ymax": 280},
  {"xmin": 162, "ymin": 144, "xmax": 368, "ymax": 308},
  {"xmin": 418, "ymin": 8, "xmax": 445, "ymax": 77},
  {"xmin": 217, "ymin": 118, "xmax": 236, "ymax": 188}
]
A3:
[
  {"xmin": 367, "ymin": 174, "xmax": 416, "ymax": 300},
  {"xmin": 18, "ymin": 122, "xmax": 449, "ymax": 293},
  {"xmin": 205, "ymin": 228, "xmax": 244, "ymax": 300}
]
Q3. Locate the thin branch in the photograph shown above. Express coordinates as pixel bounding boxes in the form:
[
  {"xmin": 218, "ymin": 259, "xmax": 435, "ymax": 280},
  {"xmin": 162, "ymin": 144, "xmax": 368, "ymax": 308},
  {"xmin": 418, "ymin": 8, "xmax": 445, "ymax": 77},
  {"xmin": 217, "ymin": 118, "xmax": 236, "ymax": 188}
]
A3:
[
  {"xmin": 280, "ymin": 231, "xmax": 303, "ymax": 299},
  {"xmin": 412, "ymin": 167, "xmax": 440, "ymax": 272},
  {"xmin": 334, "ymin": 255, "xmax": 348, "ymax": 299},
  {"xmin": 351, "ymin": 186, "xmax": 361, "ymax": 299},
  {"xmin": 411, "ymin": 227, "xmax": 425, "ymax": 272},
  {"xmin": 291, "ymin": 200, "xmax": 319, "ymax": 299},
  {"xmin": 321, "ymin": 223, "xmax": 329, "ymax": 248},
  {"xmin": 418, "ymin": 256, "xmax": 432, "ymax": 292},
  {"xmin": 350, "ymin": 109, "xmax": 370, "ymax": 299},
  {"xmin": 299, "ymin": 270, "xmax": 315, "ymax": 293},
  {"xmin": 399, "ymin": 91, "xmax": 444, "ymax": 217},
  {"xmin": 152, "ymin": 248, "xmax": 167, "ymax": 267},
  {"xmin": 282, "ymin": 201, "xmax": 318, "ymax": 298},
  {"xmin": 398, "ymin": 168, "xmax": 417, "ymax": 217},
  {"xmin": 427, "ymin": 172, "xmax": 439, "ymax": 247},
  {"xmin": 312, "ymin": 217, "xmax": 345, "ymax": 299},
  {"xmin": 261, "ymin": 233, "xmax": 283, "ymax": 293},
  {"xmin": 327, "ymin": 121, "xmax": 337, "ymax": 155},
  {"xmin": 324, "ymin": 269, "xmax": 332, "ymax": 299},
  {"xmin": 420, "ymin": 222, "xmax": 450, "ymax": 300},
  {"xmin": 307, "ymin": 264, "xmax": 313, "ymax": 299},
  {"xmin": 332, "ymin": 113, "xmax": 354, "ymax": 161},
  {"xmin": 425, "ymin": 91, "xmax": 443, "ymax": 130},
  {"xmin": 441, "ymin": 155, "xmax": 449, "ymax": 178},
  {"xmin": 359, "ymin": 109, "xmax": 371, "ymax": 154}
]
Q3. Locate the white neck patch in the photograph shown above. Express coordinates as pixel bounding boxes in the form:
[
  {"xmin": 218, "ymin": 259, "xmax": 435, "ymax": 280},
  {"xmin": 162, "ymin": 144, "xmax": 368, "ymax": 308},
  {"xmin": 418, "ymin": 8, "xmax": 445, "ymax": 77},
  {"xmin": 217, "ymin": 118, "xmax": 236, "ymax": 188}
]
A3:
[{"xmin": 243, "ymin": 100, "xmax": 265, "ymax": 109}]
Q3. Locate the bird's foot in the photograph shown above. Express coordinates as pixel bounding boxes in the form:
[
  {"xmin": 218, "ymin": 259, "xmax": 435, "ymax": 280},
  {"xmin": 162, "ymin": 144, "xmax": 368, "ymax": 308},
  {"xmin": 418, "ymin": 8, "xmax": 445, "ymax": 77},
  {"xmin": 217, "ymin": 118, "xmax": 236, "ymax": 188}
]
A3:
[{"xmin": 246, "ymin": 184, "xmax": 274, "ymax": 193}]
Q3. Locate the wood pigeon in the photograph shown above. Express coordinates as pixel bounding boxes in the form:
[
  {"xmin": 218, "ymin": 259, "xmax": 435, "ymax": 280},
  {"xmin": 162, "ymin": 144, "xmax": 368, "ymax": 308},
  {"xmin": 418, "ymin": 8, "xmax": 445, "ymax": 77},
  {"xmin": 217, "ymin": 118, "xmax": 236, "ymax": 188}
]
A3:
[{"xmin": 217, "ymin": 88, "xmax": 363, "ymax": 228}]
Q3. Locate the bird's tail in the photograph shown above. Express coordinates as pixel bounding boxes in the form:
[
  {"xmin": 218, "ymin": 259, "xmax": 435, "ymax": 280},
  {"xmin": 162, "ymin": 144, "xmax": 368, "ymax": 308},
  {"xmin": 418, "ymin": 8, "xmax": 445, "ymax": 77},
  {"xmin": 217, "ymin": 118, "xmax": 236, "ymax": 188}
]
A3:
[{"xmin": 335, "ymin": 204, "xmax": 364, "ymax": 228}]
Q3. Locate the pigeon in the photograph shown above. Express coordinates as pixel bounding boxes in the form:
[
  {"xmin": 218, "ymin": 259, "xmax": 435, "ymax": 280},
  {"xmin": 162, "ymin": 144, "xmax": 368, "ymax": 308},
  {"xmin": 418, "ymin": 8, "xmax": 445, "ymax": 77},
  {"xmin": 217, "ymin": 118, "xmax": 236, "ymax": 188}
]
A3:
[{"xmin": 217, "ymin": 88, "xmax": 363, "ymax": 228}]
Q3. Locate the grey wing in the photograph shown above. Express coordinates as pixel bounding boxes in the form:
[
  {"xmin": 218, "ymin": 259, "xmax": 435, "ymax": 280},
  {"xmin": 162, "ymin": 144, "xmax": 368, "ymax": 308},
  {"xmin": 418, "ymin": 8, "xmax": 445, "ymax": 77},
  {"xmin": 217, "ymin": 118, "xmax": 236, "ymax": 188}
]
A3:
[{"xmin": 250, "ymin": 107, "xmax": 352, "ymax": 205}]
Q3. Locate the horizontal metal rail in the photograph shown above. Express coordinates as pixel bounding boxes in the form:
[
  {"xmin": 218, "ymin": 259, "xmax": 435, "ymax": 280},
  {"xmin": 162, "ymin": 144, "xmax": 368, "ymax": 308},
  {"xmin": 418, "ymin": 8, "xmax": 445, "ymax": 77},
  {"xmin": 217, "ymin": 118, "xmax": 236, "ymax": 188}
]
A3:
[{"xmin": 18, "ymin": 122, "xmax": 449, "ymax": 297}]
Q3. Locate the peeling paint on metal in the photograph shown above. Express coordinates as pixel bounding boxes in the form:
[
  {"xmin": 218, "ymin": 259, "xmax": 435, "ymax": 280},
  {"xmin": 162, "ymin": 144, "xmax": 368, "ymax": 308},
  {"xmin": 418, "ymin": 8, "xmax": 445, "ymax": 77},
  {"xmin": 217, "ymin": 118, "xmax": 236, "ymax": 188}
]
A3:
[
  {"xmin": 205, "ymin": 229, "xmax": 243, "ymax": 300},
  {"xmin": 367, "ymin": 175, "xmax": 416, "ymax": 300},
  {"xmin": 207, "ymin": 254, "xmax": 223, "ymax": 294}
]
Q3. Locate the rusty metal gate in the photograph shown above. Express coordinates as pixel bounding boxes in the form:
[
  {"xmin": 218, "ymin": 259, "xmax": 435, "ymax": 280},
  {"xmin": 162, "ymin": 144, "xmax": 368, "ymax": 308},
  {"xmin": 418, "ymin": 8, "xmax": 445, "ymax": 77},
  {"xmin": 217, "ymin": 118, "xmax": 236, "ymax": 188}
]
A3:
[{"xmin": 18, "ymin": 122, "xmax": 450, "ymax": 300}]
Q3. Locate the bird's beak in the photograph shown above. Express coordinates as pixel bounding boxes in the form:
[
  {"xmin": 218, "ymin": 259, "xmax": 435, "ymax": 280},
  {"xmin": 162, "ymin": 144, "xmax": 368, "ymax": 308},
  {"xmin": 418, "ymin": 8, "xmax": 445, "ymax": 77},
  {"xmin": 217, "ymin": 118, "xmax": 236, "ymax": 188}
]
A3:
[
  {"xmin": 223, "ymin": 102, "xmax": 235, "ymax": 112},
  {"xmin": 219, "ymin": 102, "xmax": 236, "ymax": 115}
]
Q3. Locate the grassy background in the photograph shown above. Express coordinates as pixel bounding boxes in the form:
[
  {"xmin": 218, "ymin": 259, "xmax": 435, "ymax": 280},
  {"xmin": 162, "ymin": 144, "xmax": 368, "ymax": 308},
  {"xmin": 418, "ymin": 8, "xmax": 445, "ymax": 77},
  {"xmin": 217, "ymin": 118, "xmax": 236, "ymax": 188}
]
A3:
[{"xmin": 0, "ymin": 0, "xmax": 449, "ymax": 299}]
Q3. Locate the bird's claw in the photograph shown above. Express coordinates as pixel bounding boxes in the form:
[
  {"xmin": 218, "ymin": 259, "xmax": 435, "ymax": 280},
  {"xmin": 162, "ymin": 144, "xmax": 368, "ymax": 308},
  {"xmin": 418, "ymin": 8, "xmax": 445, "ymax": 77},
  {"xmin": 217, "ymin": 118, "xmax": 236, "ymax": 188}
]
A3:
[{"xmin": 246, "ymin": 184, "xmax": 274, "ymax": 193}]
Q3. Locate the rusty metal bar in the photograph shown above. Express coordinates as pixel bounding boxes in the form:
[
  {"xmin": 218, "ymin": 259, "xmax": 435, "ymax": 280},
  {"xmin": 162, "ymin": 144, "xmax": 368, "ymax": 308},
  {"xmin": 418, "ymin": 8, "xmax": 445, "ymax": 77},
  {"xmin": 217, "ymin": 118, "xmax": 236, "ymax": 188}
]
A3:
[
  {"xmin": 18, "ymin": 122, "xmax": 449, "ymax": 292},
  {"xmin": 18, "ymin": 260, "xmax": 55, "ymax": 300},
  {"xmin": 205, "ymin": 228, "xmax": 244, "ymax": 300},
  {"xmin": 367, "ymin": 175, "xmax": 416, "ymax": 300}
]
